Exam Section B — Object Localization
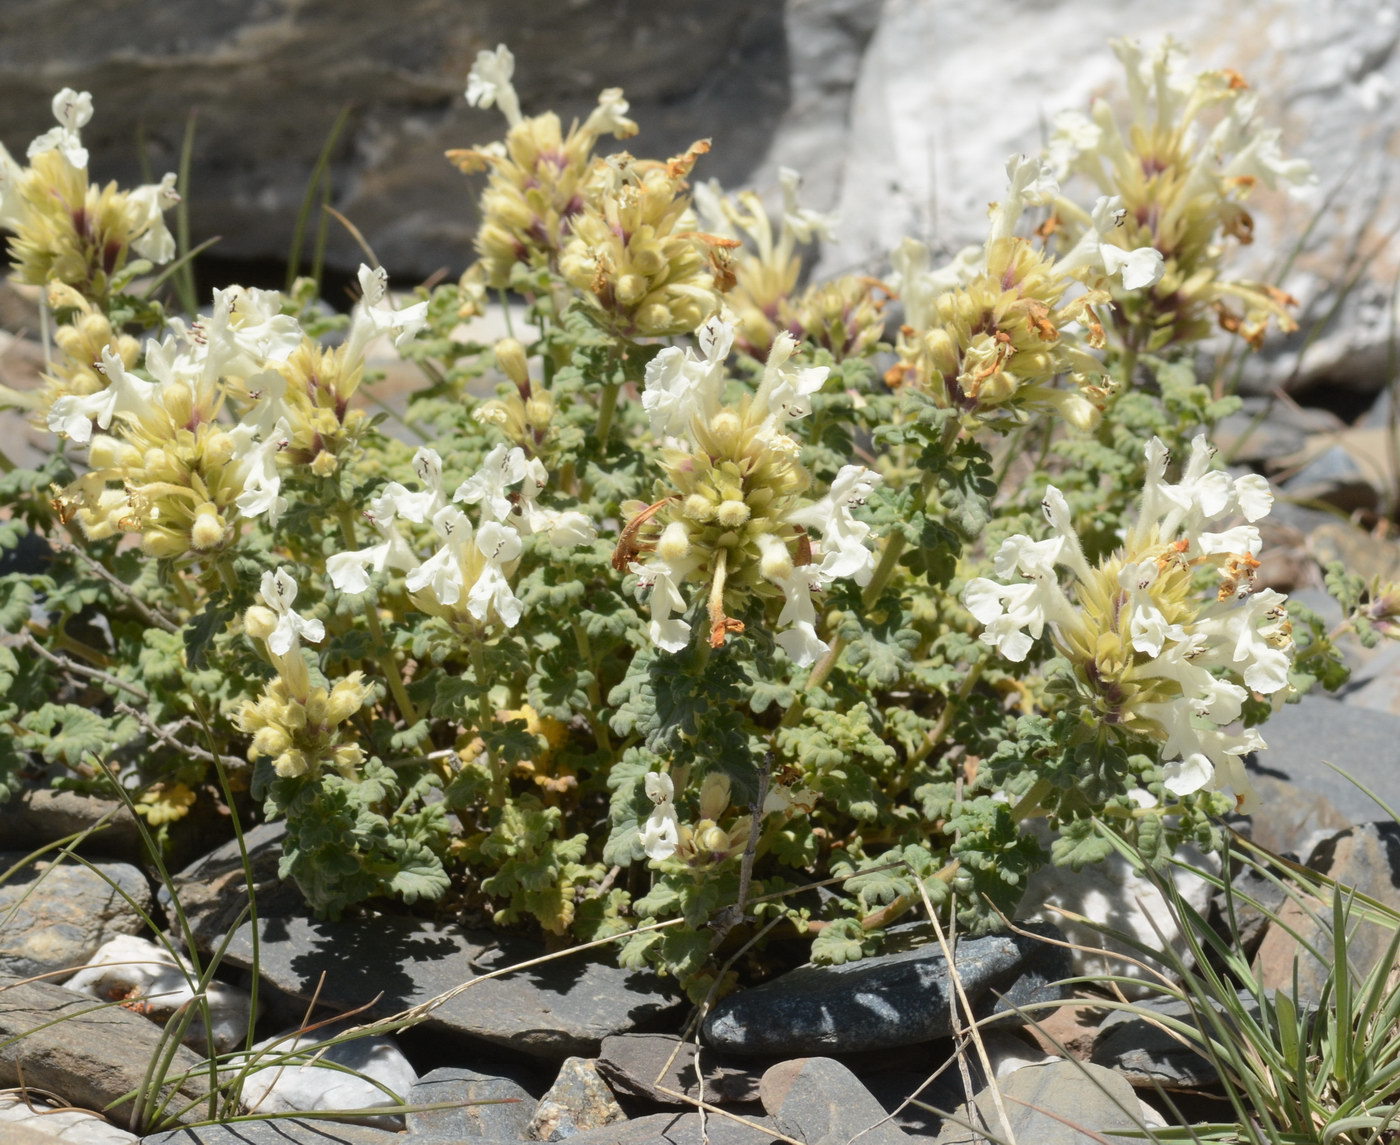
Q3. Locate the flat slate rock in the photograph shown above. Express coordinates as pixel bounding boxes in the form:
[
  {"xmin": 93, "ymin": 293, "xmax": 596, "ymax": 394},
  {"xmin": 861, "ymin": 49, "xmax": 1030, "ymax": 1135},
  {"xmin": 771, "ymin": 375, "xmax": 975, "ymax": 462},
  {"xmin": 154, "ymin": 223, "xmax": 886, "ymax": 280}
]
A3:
[
  {"xmin": 1248, "ymin": 695, "xmax": 1400, "ymax": 823},
  {"xmin": 0, "ymin": 976, "xmax": 208, "ymax": 1131},
  {"xmin": 169, "ymin": 825, "xmax": 682, "ymax": 1059},
  {"xmin": 1090, "ymin": 991, "xmax": 1265, "ymax": 1089},
  {"xmin": 761, "ymin": 1057, "xmax": 913, "ymax": 1145},
  {"xmin": 597, "ymin": 1033, "xmax": 763, "ymax": 1106},
  {"xmin": 562, "ymin": 1111, "xmax": 784, "ymax": 1145},
  {"xmin": 406, "ymin": 1066, "xmax": 535, "ymax": 1140},
  {"xmin": 704, "ymin": 922, "xmax": 1068, "ymax": 1055}
]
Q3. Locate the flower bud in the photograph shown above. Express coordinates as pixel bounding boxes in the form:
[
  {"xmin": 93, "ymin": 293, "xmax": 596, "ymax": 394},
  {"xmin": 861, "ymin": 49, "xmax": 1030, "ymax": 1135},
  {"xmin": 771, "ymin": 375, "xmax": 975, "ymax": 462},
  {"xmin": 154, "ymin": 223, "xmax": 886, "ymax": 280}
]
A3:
[
  {"xmin": 524, "ymin": 391, "xmax": 555, "ymax": 429},
  {"xmin": 694, "ymin": 821, "xmax": 730, "ymax": 855},
  {"xmin": 715, "ymin": 499, "xmax": 750, "ymax": 528},
  {"xmin": 657, "ymin": 520, "xmax": 692, "ymax": 562},
  {"xmin": 698, "ymin": 771, "xmax": 731, "ymax": 820},
  {"xmin": 244, "ymin": 605, "xmax": 277, "ymax": 642},
  {"xmin": 494, "ymin": 338, "xmax": 530, "ymax": 390},
  {"xmin": 683, "ymin": 494, "xmax": 716, "ymax": 522},
  {"xmin": 311, "ymin": 450, "xmax": 339, "ymax": 477},
  {"xmin": 189, "ymin": 503, "xmax": 226, "ymax": 551}
]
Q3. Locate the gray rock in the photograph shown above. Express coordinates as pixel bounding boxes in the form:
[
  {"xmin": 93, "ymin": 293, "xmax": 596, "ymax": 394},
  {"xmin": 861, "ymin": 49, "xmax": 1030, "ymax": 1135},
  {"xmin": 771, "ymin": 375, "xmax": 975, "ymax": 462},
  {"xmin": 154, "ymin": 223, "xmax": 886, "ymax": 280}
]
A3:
[
  {"xmin": 0, "ymin": 0, "xmax": 805, "ymax": 279},
  {"xmin": 562, "ymin": 1111, "xmax": 783, "ymax": 1145},
  {"xmin": 0, "ymin": 854, "xmax": 152, "ymax": 978},
  {"xmin": 0, "ymin": 1092, "xmax": 138, "ymax": 1144},
  {"xmin": 0, "ymin": 976, "xmax": 208, "ymax": 1133},
  {"xmin": 1240, "ymin": 774, "xmax": 1351, "ymax": 862},
  {"xmin": 140, "ymin": 1121, "xmax": 403, "ymax": 1144},
  {"xmin": 0, "ymin": 789, "xmax": 144, "ymax": 860},
  {"xmin": 934, "ymin": 1060, "xmax": 1153, "ymax": 1145},
  {"xmin": 527, "ymin": 1057, "xmax": 625, "ymax": 1141},
  {"xmin": 704, "ymin": 923, "xmax": 1067, "ymax": 1055},
  {"xmin": 760, "ymin": 1057, "xmax": 912, "ymax": 1145},
  {"xmin": 1020, "ymin": 839, "xmax": 1218, "ymax": 1001},
  {"xmin": 596, "ymin": 1033, "xmax": 762, "ymax": 1106},
  {"xmin": 1280, "ymin": 443, "xmax": 1378, "ymax": 512},
  {"xmin": 407, "ymin": 1066, "xmax": 536, "ymax": 1141},
  {"xmin": 1255, "ymin": 822, "xmax": 1400, "ymax": 1008},
  {"xmin": 1090, "ymin": 992, "xmax": 1264, "ymax": 1088},
  {"xmin": 169, "ymin": 825, "xmax": 683, "ymax": 1059},
  {"xmin": 1249, "ymin": 695, "xmax": 1400, "ymax": 824}
]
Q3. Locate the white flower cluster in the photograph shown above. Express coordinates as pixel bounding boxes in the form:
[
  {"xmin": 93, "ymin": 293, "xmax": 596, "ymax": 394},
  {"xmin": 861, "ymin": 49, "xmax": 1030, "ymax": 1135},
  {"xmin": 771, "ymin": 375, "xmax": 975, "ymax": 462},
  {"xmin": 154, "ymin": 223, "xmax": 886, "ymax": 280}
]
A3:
[
  {"xmin": 47, "ymin": 264, "xmax": 425, "ymax": 528},
  {"xmin": 963, "ymin": 435, "xmax": 1292, "ymax": 810},
  {"xmin": 329, "ymin": 443, "xmax": 594, "ymax": 628},
  {"xmin": 629, "ymin": 313, "xmax": 881, "ymax": 666},
  {"xmin": 0, "ymin": 88, "xmax": 180, "ymax": 264},
  {"xmin": 1047, "ymin": 39, "xmax": 1315, "ymax": 200}
]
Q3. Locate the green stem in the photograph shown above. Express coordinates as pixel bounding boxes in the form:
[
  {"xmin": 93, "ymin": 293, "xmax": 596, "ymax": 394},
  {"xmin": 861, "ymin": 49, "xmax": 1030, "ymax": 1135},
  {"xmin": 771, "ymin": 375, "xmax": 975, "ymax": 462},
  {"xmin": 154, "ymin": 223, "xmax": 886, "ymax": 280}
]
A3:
[
  {"xmin": 468, "ymin": 639, "xmax": 502, "ymax": 791},
  {"xmin": 595, "ymin": 380, "xmax": 621, "ymax": 447},
  {"xmin": 336, "ymin": 505, "xmax": 418, "ymax": 726},
  {"xmin": 571, "ymin": 620, "xmax": 613, "ymax": 755},
  {"xmin": 900, "ymin": 659, "xmax": 985, "ymax": 781},
  {"xmin": 779, "ymin": 427, "xmax": 955, "ymax": 730}
]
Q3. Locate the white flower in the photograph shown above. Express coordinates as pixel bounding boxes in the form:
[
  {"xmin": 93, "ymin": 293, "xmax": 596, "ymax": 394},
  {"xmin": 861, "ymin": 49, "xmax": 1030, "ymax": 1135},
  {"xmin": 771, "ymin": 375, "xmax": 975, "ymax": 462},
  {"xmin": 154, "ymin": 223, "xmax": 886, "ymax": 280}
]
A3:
[
  {"xmin": 326, "ymin": 517, "xmax": 417, "ymax": 595},
  {"xmin": 1100, "ymin": 243, "xmax": 1165, "ymax": 290},
  {"xmin": 28, "ymin": 88, "xmax": 94, "ymax": 168},
  {"xmin": 630, "ymin": 557, "xmax": 696, "ymax": 654},
  {"xmin": 47, "ymin": 347, "xmax": 158, "ymax": 442},
  {"xmin": 1117, "ymin": 560, "xmax": 1184, "ymax": 657},
  {"xmin": 786, "ymin": 465, "xmax": 882, "ymax": 585},
  {"xmin": 345, "ymin": 264, "xmax": 429, "ymax": 361},
  {"xmin": 466, "ymin": 520, "xmax": 524, "ymax": 627},
  {"xmin": 754, "ymin": 332, "xmax": 827, "ymax": 425},
  {"xmin": 128, "ymin": 173, "xmax": 180, "ymax": 264},
  {"xmin": 259, "ymin": 569, "xmax": 324, "ymax": 657},
  {"xmin": 779, "ymin": 166, "xmax": 837, "ymax": 244},
  {"xmin": 641, "ymin": 313, "xmax": 732, "ymax": 439},
  {"xmin": 582, "ymin": 87, "xmax": 638, "ymax": 139},
  {"xmin": 641, "ymin": 773, "xmax": 680, "ymax": 861},
  {"xmin": 407, "ymin": 506, "xmax": 474, "ymax": 607},
  {"xmin": 198, "ymin": 287, "xmax": 302, "ymax": 382},
  {"xmin": 230, "ymin": 416, "xmax": 291, "ymax": 523},
  {"xmin": 516, "ymin": 458, "xmax": 597, "ymax": 546},
  {"xmin": 466, "ymin": 44, "xmax": 523, "ymax": 127},
  {"xmin": 453, "ymin": 444, "xmax": 529, "ymax": 523}
]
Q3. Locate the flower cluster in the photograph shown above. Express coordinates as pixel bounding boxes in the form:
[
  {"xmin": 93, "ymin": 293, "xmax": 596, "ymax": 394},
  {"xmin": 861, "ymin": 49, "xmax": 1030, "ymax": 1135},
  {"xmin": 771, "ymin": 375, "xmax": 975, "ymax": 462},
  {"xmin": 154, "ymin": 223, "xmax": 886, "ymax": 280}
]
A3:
[
  {"xmin": 47, "ymin": 264, "xmax": 424, "ymax": 560},
  {"xmin": 0, "ymin": 89, "xmax": 178, "ymax": 304},
  {"xmin": 963, "ymin": 435, "xmax": 1292, "ymax": 809},
  {"xmin": 449, "ymin": 45, "xmax": 640, "ymax": 290},
  {"xmin": 615, "ymin": 312, "xmax": 880, "ymax": 666},
  {"xmin": 693, "ymin": 169, "xmax": 887, "ymax": 361},
  {"xmin": 329, "ymin": 443, "xmax": 594, "ymax": 629},
  {"xmin": 891, "ymin": 156, "xmax": 1165, "ymax": 429},
  {"xmin": 238, "ymin": 569, "xmax": 371, "ymax": 779},
  {"xmin": 1046, "ymin": 38, "xmax": 1312, "ymax": 352}
]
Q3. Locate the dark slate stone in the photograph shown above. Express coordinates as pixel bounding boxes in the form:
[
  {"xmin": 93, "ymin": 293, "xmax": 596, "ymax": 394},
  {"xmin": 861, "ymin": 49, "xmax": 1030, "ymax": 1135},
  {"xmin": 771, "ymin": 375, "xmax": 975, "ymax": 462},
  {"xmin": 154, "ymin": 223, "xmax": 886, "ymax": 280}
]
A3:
[
  {"xmin": 1090, "ymin": 991, "xmax": 1266, "ymax": 1089},
  {"xmin": 406, "ymin": 1066, "xmax": 534, "ymax": 1141},
  {"xmin": 703, "ymin": 922, "xmax": 1068, "ymax": 1055},
  {"xmin": 169, "ymin": 824, "xmax": 683, "ymax": 1059},
  {"xmin": 1248, "ymin": 694, "xmax": 1400, "ymax": 825},
  {"xmin": 596, "ymin": 1033, "xmax": 763, "ymax": 1106},
  {"xmin": 760, "ymin": 1057, "xmax": 912, "ymax": 1145}
]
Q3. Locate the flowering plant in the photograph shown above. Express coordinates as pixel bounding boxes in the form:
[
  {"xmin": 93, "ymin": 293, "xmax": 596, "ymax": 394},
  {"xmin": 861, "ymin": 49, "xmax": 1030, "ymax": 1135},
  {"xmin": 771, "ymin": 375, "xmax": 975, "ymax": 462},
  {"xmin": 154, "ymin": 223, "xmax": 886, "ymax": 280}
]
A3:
[{"xmin": 0, "ymin": 40, "xmax": 1383, "ymax": 998}]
